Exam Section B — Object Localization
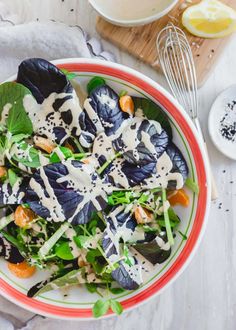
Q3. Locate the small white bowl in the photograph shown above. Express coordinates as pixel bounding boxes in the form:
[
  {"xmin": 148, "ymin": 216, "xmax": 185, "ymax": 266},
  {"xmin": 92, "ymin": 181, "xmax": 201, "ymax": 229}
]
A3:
[
  {"xmin": 208, "ymin": 85, "xmax": 236, "ymax": 160},
  {"xmin": 89, "ymin": 0, "xmax": 178, "ymax": 27}
]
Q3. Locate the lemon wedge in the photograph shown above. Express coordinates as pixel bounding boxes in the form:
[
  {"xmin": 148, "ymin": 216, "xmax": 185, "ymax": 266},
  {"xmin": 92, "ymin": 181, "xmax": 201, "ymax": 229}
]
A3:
[{"xmin": 182, "ymin": 0, "xmax": 236, "ymax": 38}]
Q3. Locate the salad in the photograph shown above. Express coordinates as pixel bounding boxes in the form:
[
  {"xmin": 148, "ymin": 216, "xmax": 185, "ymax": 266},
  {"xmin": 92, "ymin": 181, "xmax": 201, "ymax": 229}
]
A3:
[{"xmin": 0, "ymin": 58, "xmax": 198, "ymax": 317}]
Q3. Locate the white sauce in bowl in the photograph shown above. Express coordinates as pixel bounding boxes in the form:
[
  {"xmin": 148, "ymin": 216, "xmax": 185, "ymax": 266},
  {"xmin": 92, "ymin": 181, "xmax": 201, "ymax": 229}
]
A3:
[{"xmin": 93, "ymin": 0, "xmax": 175, "ymax": 21}]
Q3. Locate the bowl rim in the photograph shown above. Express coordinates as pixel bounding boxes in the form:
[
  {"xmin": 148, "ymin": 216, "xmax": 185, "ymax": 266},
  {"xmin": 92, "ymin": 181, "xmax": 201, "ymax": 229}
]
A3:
[
  {"xmin": 208, "ymin": 84, "xmax": 236, "ymax": 160},
  {"xmin": 89, "ymin": 0, "xmax": 179, "ymax": 27},
  {"xmin": 0, "ymin": 58, "xmax": 211, "ymax": 320}
]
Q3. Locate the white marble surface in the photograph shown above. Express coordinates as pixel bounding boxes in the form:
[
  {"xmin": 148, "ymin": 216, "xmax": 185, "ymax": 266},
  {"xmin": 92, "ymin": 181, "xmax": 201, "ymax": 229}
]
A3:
[{"xmin": 0, "ymin": 0, "xmax": 236, "ymax": 329}]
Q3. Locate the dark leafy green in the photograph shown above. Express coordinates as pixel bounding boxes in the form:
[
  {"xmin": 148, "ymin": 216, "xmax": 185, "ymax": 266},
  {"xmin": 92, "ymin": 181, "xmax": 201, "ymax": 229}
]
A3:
[
  {"xmin": 132, "ymin": 97, "xmax": 172, "ymax": 138},
  {"xmin": 133, "ymin": 232, "xmax": 171, "ymax": 265}
]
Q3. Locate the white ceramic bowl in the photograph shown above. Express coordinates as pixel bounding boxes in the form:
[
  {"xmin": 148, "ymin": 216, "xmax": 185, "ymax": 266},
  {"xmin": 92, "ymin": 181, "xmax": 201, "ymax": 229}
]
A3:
[
  {"xmin": 89, "ymin": 0, "xmax": 178, "ymax": 27},
  {"xmin": 208, "ymin": 84, "xmax": 236, "ymax": 160},
  {"xmin": 0, "ymin": 58, "xmax": 211, "ymax": 319}
]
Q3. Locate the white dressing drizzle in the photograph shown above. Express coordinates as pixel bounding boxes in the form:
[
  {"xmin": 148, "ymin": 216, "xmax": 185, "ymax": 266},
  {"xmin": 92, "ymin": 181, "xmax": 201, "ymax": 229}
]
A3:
[
  {"xmin": 83, "ymin": 98, "xmax": 104, "ymax": 134},
  {"xmin": 0, "ymin": 103, "xmax": 12, "ymax": 124},
  {"xmin": 142, "ymin": 152, "xmax": 184, "ymax": 190},
  {"xmin": 23, "ymin": 91, "xmax": 82, "ymax": 144},
  {"xmin": 155, "ymin": 235, "xmax": 171, "ymax": 252},
  {"xmin": 104, "ymin": 205, "xmax": 145, "ymax": 263},
  {"xmin": 65, "ymin": 228, "xmax": 80, "ymax": 258},
  {"xmin": 29, "ymin": 167, "xmax": 65, "ymax": 222},
  {"xmin": 1, "ymin": 178, "xmax": 25, "ymax": 204}
]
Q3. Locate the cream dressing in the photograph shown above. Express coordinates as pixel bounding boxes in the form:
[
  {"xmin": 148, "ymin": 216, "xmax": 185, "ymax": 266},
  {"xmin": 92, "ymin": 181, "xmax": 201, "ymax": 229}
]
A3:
[
  {"xmin": 56, "ymin": 161, "xmax": 110, "ymax": 223},
  {"xmin": 107, "ymin": 159, "xmax": 130, "ymax": 189},
  {"xmin": 1, "ymin": 178, "xmax": 25, "ymax": 204},
  {"xmin": 4, "ymin": 238, "xmax": 12, "ymax": 259},
  {"xmin": 94, "ymin": 0, "xmax": 174, "ymax": 21},
  {"xmin": 155, "ymin": 235, "xmax": 171, "ymax": 252},
  {"xmin": 104, "ymin": 205, "xmax": 145, "ymax": 263},
  {"xmin": 92, "ymin": 132, "xmax": 115, "ymax": 161},
  {"xmin": 142, "ymin": 152, "xmax": 184, "ymax": 190},
  {"xmin": 0, "ymin": 103, "xmax": 12, "ymax": 124},
  {"xmin": 23, "ymin": 91, "xmax": 82, "ymax": 144},
  {"xmin": 83, "ymin": 228, "xmax": 102, "ymax": 250},
  {"xmin": 97, "ymin": 93, "xmax": 117, "ymax": 110},
  {"xmin": 83, "ymin": 98, "xmax": 104, "ymax": 133},
  {"xmin": 65, "ymin": 228, "xmax": 80, "ymax": 258},
  {"xmin": 29, "ymin": 167, "xmax": 65, "ymax": 222}
]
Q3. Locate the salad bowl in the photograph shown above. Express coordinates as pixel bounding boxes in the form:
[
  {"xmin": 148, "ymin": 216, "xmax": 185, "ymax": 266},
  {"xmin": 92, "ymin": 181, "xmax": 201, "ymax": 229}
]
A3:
[{"xmin": 0, "ymin": 58, "xmax": 211, "ymax": 319}]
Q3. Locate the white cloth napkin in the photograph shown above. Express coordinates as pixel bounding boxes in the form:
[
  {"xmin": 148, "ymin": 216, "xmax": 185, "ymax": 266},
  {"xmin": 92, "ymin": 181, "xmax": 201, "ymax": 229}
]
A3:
[
  {"xmin": 0, "ymin": 1, "xmax": 116, "ymax": 329},
  {"xmin": 0, "ymin": 1, "xmax": 115, "ymax": 81}
]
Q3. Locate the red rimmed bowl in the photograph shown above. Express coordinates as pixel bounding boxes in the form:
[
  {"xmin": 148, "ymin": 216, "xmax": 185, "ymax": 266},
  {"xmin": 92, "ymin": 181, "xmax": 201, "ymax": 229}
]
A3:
[{"xmin": 0, "ymin": 58, "xmax": 211, "ymax": 319}]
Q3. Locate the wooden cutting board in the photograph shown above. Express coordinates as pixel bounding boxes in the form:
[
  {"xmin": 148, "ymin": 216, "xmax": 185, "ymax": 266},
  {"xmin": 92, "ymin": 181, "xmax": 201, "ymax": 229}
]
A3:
[{"xmin": 96, "ymin": 0, "xmax": 236, "ymax": 86}]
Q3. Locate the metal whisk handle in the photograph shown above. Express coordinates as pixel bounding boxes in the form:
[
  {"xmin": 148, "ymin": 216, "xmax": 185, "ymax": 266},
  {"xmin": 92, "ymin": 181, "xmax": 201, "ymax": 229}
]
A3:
[{"xmin": 193, "ymin": 118, "xmax": 218, "ymax": 200}]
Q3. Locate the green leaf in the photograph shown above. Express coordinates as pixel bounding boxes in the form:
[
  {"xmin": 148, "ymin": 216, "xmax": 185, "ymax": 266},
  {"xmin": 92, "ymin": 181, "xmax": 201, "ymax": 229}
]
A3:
[
  {"xmin": 168, "ymin": 207, "xmax": 180, "ymax": 223},
  {"xmin": 10, "ymin": 134, "xmax": 29, "ymax": 144},
  {"xmin": 109, "ymin": 287, "xmax": 125, "ymax": 295},
  {"xmin": 140, "ymin": 224, "xmax": 159, "ymax": 232},
  {"xmin": 74, "ymin": 235, "xmax": 89, "ymax": 248},
  {"xmin": 49, "ymin": 146, "xmax": 73, "ymax": 163},
  {"xmin": 0, "ymin": 135, "xmax": 6, "ymax": 154},
  {"xmin": 1, "ymin": 230, "xmax": 25, "ymax": 252},
  {"xmin": 92, "ymin": 299, "xmax": 110, "ymax": 318},
  {"xmin": 133, "ymin": 97, "xmax": 172, "ymax": 138},
  {"xmin": 0, "ymin": 213, "xmax": 14, "ymax": 231},
  {"xmin": 60, "ymin": 68, "xmax": 78, "ymax": 81},
  {"xmin": 87, "ymin": 76, "xmax": 106, "ymax": 94},
  {"xmin": 31, "ymin": 269, "xmax": 84, "ymax": 297},
  {"xmin": 0, "ymin": 82, "xmax": 30, "ymax": 118},
  {"xmin": 123, "ymin": 245, "xmax": 134, "ymax": 267},
  {"xmin": 87, "ymin": 218, "xmax": 98, "ymax": 232},
  {"xmin": 13, "ymin": 145, "xmax": 41, "ymax": 168},
  {"xmin": 85, "ymin": 283, "xmax": 98, "ymax": 293},
  {"xmin": 185, "ymin": 177, "xmax": 199, "ymax": 194},
  {"xmin": 162, "ymin": 188, "xmax": 174, "ymax": 246},
  {"xmin": 8, "ymin": 169, "xmax": 19, "ymax": 187},
  {"xmin": 38, "ymin": 222, "xmax": 70, "ymax": 259},
  {"xmin": 7, "ymin": 104, "xmax": 33, "ymax": 135},
  {"xmin": 119, "ymin": 90, "xmax": 128, "ymax": 97},
  {"xmin": 86, "ymin": 249, "xmax": 102, "ymax": 263},
  {"xmin": 0, "ymin": 83, "xmax": 34, "ymax": 135},
  {"xmin": 178, "ymin": 230, "xmax": 187, "ymax": 240},
  {"xmin": 110, "ymin": 299, "xmax": 123, "ymax": 315},
  {"xmin": 157, "ymin": 208, "xmax": 180, "ymax": 230},
  {"xmin": 55, "ymin": 242, "xmax": 74, "ymax": 260}
]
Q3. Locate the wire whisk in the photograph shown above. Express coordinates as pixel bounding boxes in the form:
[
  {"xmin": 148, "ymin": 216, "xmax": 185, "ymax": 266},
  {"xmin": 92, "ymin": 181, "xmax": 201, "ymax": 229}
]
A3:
[
  {"xmin": 156, "ymin": 23, "xmax": 218, "ymax": 200},
  {"xmin": 157, "ymin": 23, "xmax": 199, "ymax": 120}
]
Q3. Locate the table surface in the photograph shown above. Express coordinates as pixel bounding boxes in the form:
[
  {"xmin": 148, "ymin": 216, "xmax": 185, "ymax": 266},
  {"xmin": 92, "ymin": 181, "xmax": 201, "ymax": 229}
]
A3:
[{"xmin": 1, "ymin": 1, "xmax": 236, "ymax": 329}]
